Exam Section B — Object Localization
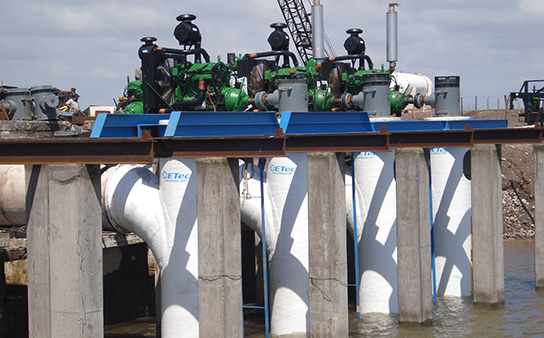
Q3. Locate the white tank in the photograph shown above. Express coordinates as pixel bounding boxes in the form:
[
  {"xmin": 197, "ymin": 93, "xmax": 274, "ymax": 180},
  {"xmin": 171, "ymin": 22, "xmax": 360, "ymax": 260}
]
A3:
[
  {"xmin": 430, "ymin": 147, "xmax": 472, "ymax": 297},
  {"xmin": 352, "ymin": 150, "xmax": 398, "ymax": 313},
  {"xmin": 391, "ymin": 72, "xmax": 433, "ymax": 97}
]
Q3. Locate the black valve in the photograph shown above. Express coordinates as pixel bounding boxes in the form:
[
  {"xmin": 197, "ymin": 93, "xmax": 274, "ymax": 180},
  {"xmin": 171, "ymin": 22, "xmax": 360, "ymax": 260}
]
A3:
[
  {"xmin": 344, "ymin": 28, "xmax": 366, "ymax": 55},
  {"xmin": 140, "ymin": 37, "xmax": 157, "ymax": 46},
  {"xmin": 268, "ymin": 23, "xmax": 290, "ymax": 51}
]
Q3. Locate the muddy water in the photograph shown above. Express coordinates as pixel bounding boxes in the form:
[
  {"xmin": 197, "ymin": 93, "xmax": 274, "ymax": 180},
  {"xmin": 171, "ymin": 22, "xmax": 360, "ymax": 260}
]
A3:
[
  {"xmin": 351, "ymin": 239, "xmax": 544, "ymax": 338},
  {"xmin": 107, "ymin": 240, "xmax": 544, "ymax": 337},
  {"xmin": 246, "ymin": 239, "xmax": 544, "ymax": 337}
]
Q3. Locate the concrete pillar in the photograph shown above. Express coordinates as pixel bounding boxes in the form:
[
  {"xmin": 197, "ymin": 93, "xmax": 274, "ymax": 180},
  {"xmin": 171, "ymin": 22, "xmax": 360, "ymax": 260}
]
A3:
[
  {"xmin": 196, "ymin": 158, "xmax": 243, "ymax": 337},
  {"xmin": 471, "ymin": 144, "xmax": 504, "ymax": 304},
  {"xmin": 395, "ymin": 148, "xmax": 433, "ymax": 324},
  {"xmin": 535, "ymin": 144, "xmax": 544, "ymax": 288},
  {"xmin": 307, "ymin": 152, "xmax": 348, "ymax": 337},
  {"xmin": 26, "ymin": 164, "xmax": 103, "ymax": 338}
]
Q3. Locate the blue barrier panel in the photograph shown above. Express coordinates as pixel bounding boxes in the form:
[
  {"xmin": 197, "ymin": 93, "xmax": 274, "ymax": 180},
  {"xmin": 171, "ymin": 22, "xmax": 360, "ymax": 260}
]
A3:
[
  {"xmin": 90, "ymin": 111, "xmax": 509, "ymax": 139},
  {"xmin": 280, "ymin": 111, "xmax": 373, "ymax": 134},
  {"xmin": 91, "ymin": 111, "xmax": 280, "ymax": 138},
  {"xmin": 90, "ymin": 114, "xmax": 171, "ymax": 138},
  {"xmin": 167, "ymin": 111, "xmax": 280, "ymax": 137}
]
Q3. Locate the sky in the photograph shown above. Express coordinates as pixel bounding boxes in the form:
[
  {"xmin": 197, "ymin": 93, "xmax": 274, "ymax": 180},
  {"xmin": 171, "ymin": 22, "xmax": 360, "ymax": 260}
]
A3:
[{"xmin": 1, "ymin": 0, "xmax": 542, "ymax": 111}]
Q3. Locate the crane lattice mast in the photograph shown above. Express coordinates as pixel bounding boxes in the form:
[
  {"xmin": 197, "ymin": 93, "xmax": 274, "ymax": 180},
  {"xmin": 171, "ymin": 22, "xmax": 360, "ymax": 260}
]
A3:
[{"xmin": 276, "ymin": 0, "xmax": 335, "ymax": 63}]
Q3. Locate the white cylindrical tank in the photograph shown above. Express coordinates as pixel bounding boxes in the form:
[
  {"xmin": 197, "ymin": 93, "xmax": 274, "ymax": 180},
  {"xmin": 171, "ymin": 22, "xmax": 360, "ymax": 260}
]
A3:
[
  {"xmin": 430, "ymin": 147, "xmax": 472, "ymax": 297},
  {"xmin": 351, "ymin": 150, "xmax": 398, "ymax": 314},
  {"xmin": 391, "ymin": 73, "xmax": 433, "ymax": 97}
]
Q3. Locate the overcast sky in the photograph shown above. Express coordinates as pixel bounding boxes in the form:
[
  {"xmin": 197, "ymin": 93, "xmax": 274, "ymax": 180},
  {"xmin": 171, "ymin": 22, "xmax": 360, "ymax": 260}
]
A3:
[{"xmin": 1, "ymin": 0, "xmax": 542, "ymax": 110}]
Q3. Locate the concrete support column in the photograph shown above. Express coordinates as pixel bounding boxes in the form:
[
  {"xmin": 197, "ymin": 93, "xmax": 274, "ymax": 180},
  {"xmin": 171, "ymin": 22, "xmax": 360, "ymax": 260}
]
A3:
[
  {"xmin": 471, "ymin": 144, "xmax": 504, "ymax": 304},
  {"xmin": 395, "ymin": 148, "xmax": 432, "ymax": 324},
  {"xmin": 535, "ymin": 144, "xmax": 544, "ymax": 288},
  {"xmin": 196, "ymin": 158, "xmax": 243, "ymax": 337},
  {"xmin": 307, "ymin": 152, "xmax": 348, "ymax": 337},
  {"xmin": 26, "ymin": 164, "xmax": 103, "ymax": 338}
]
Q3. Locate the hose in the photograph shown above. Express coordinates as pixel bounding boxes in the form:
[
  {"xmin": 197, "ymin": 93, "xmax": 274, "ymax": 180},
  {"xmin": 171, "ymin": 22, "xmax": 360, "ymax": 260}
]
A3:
[{"xmin": 509, "ymin": 179, "xmax": 535, "ymax": 224}]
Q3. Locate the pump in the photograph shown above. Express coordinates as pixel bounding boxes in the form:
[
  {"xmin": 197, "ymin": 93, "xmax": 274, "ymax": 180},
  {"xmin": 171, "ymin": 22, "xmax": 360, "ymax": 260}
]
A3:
[
  {"xmin": 413, "ymin": 76, "xmax": 461, "ymax": 116},
  {"xmin": 238, "ymin": 23, "xmax": 334, "ymax": 112}
]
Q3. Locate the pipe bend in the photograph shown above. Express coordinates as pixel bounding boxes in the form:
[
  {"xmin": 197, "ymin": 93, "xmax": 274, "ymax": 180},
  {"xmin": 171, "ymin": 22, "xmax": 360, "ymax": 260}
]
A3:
[{"xmin": 102, "ymin": 164, "xmax": 168, "ymax": 268}]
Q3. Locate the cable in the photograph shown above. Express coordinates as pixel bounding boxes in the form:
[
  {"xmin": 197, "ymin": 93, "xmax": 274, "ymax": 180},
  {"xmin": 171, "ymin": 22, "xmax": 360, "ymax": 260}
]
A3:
[
  {"xmin": 510, "ymin": 179, "xmax": 535, "ymax": 224},
  {"xmin": 207, "ymin": 85, "xmax": 216, "ymax": 112}
]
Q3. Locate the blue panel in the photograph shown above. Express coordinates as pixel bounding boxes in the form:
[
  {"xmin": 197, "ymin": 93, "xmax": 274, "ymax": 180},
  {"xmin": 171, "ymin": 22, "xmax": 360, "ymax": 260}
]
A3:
[
  {"xmin": 169, "ymin": 111, "xmax": 280, "ymax": 137},
  {"xmin": 90, "ymin": 113, "xmax": 107, "ymax": 138},
  {"xmin": 280, "ymin": 111, "xmax": 373, "ymax": 135},
  {"xmin": 90, "ymin": 110, "xmax": 509, "ymax": 139},
  {"xmin": 90, "ymin": 114, "xmax": 171, "ymax": 138}
]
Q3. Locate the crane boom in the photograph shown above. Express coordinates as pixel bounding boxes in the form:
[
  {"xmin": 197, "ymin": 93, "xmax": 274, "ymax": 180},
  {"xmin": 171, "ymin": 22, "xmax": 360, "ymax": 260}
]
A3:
[{"xmin": 276, "ymin": 0, "xmax": 335, "ymax": 63}]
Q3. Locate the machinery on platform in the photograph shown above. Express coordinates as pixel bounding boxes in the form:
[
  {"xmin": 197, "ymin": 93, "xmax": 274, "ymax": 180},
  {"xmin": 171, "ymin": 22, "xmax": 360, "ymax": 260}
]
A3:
[
  {"xmin": 510, "ymin": 80, "xmax": 544, "ymax": 124},
  {"xmin": 135, "ymin": 14, "xmax": 251, "ymax": 114},
  {"xmin": 0, "ymin": 85, "xmax": 60, "ymax": 120},
  {"xmin": 118, "ymin": 2, "xmax": 448, "ymax": 121},
  {"xmin": 236, "ymin": 22, "xmax": 335, "ymax": 112}
]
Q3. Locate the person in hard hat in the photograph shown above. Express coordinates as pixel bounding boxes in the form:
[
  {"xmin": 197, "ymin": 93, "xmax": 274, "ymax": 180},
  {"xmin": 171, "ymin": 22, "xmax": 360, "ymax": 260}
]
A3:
[{"xmin": 64, "ymin": 93, "xmax": 83, "ymax": 116}]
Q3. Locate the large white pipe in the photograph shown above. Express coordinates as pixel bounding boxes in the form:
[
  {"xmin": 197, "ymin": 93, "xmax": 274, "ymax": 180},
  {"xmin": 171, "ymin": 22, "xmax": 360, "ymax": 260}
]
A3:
[
  {"xmin": 266, "ymin": 154, "xmax": 310, "ymax": 335},
  {"xmin": 391, "ymin": 73, "xmax": 433, "ymax": 97},
  {"xmin": 348, "ymin": 151, "xmax": 398, "ymax": 313},
  {"xmin": 430, "ymin": 147, "xmax": 472, "ymax": 297},
  {"xmin": 102, "ymin": 160, "xmax": 199, "ymax": 337},
  {"xmin": 239, "ymin": 155, "xmax": 310, "ymax": 336},
  {"xmin": 0, "ymin": 165, "xmax": 26, "ymax": 225}
]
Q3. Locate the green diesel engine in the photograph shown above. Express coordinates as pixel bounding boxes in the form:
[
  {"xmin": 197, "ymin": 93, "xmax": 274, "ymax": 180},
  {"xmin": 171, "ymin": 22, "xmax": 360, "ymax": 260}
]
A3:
[
  {"xmin": 236, "ymin": 23, "xmax": 335, "ymax": 112},
  {"xmin": 131, "ymin": 14, "xmax": 250, "ymax": 114}
]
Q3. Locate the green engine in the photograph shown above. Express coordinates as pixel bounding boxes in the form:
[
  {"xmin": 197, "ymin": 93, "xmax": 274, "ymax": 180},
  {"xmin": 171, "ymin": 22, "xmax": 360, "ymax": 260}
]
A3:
[{"xmin": 128, "ymin": 14, "xmax": 250, "ymax": 114}]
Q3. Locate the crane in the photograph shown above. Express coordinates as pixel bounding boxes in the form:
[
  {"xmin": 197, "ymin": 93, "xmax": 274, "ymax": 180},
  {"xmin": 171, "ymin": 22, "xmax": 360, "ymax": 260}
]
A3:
[{"xmin": 276, "ymin": 0, "xmax": 336, "ymax": 63}]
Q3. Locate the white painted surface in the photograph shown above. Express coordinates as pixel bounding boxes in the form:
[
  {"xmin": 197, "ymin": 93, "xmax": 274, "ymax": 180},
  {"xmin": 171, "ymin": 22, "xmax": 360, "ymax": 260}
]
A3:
[{"xmin": 430, "ymin": 147, "xmax": 472, "ymax": 297}]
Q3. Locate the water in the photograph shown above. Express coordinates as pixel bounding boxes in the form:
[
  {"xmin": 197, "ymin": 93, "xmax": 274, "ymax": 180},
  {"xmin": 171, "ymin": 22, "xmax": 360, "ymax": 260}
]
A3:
[
  {"xmin": 107, "ymin": 240, "xmax": 544, "ymax": 337},
  {"xmin": 244, "ymin": 239, "xmax": 544, "ymax": 337},
  {"xmin": 348, "ymin": 239, "xmax": 544, "ymax": 338}
]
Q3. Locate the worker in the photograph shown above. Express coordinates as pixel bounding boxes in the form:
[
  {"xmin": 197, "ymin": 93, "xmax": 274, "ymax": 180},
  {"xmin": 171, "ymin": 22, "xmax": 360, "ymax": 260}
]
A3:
[{"xmin": 64, "ymin": 93, "xmax": 83, "ymax": 116}]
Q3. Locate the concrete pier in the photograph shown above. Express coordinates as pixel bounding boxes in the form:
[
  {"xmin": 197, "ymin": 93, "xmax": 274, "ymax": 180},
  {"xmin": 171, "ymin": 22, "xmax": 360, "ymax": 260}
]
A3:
[
  {"xmin": 26, "ymin": 164, "xmax": 103, "ymax": 338},
  {"xmin": 395, "ymin": 148, "xmax": 433, "ymax": 324},
  {"xmin": 471, "ymin": 144, "xmax": 504, "ymax": 305},
  {"xmin": 196, "ymin": 158, "xmax": 243, "ymax": 337},
  {"xmin": 534, "ymin": 144, "xmax": 544, "ymax": 288},
  {"xmin": 307, "ymin": 152, "xmax": 348, "ymax": 337}
]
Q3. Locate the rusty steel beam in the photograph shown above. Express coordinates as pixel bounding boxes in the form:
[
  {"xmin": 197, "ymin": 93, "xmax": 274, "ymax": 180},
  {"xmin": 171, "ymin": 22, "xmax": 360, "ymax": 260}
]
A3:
[
  {"xmin": 285, "ymin": 133, "xmax": 390, "ymax": 153},
  {"xmin": 0, "ymin": 137, "xmax": 154, "ymax": 164},
  {"xmin": 154, "ymin": 136, "xmax": 286, "ymax": 158},
  {"xmin": 0, "ymin": 126, "xmax": 541, "ymax": 164},
  {"xmin": 472, "ymin": 127, "xmax": 543, "ymax": 145},
  {"xmin": 388, "ymin": 130, "xmax": 474, "ymax": 149}
]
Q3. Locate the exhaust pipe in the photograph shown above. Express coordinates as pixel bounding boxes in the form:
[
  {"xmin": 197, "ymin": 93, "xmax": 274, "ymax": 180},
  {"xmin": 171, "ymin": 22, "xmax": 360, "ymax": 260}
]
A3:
[{"xmin": 386, "ymin": 3, "xmax": 399, "ymax": 73}]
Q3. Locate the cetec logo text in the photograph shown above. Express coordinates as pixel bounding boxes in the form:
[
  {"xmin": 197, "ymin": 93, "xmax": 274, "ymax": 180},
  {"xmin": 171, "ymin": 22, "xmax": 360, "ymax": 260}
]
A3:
[
  {"xmin": 269, "ymin": 164, "xmax": 296, "ymax": 173},
  {"xmin": 162, "ymin": 171, "xmax": 191, "ymax": 181}
]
